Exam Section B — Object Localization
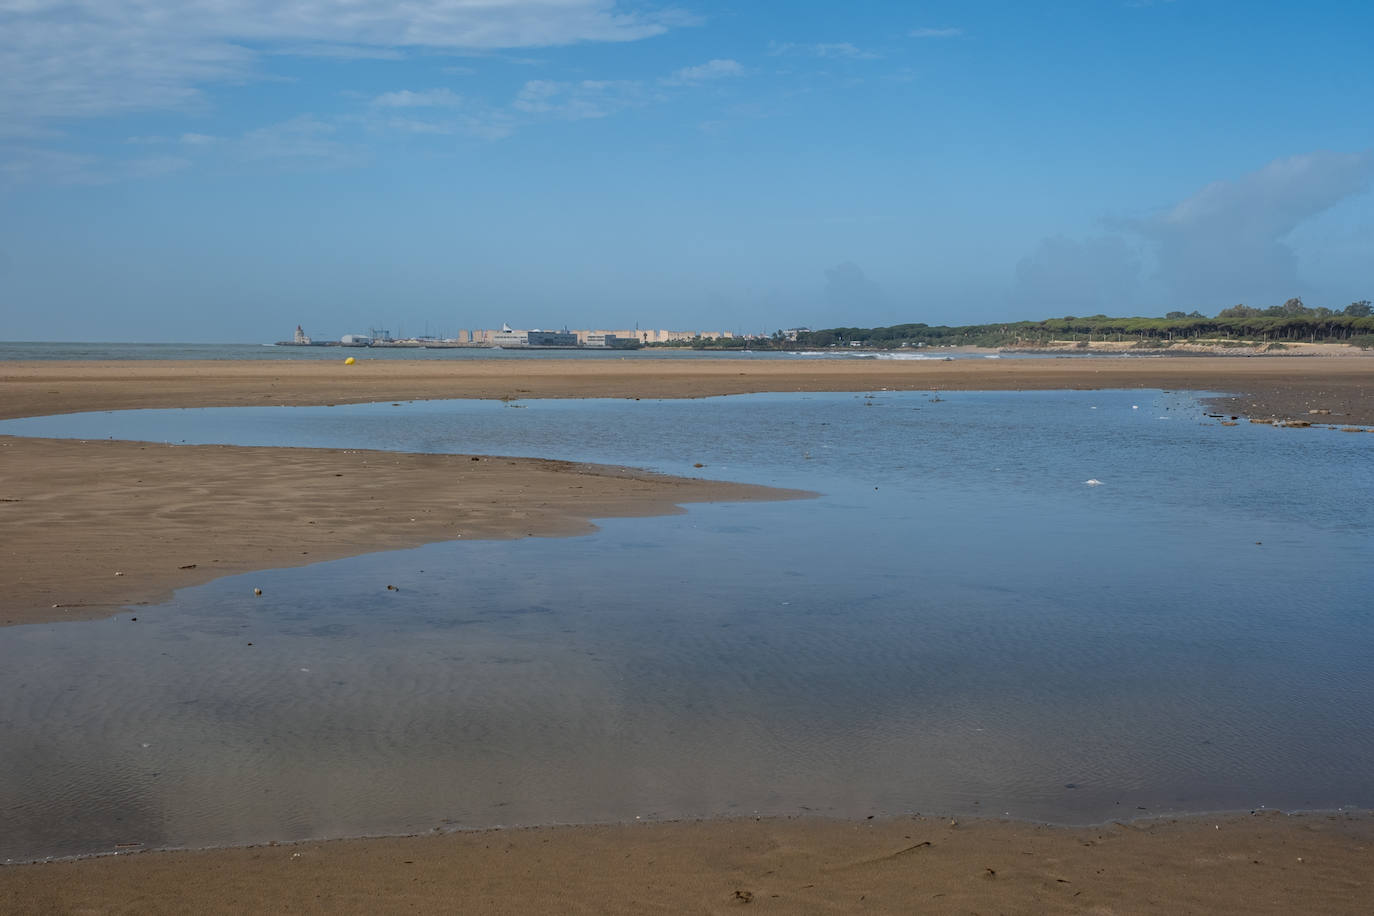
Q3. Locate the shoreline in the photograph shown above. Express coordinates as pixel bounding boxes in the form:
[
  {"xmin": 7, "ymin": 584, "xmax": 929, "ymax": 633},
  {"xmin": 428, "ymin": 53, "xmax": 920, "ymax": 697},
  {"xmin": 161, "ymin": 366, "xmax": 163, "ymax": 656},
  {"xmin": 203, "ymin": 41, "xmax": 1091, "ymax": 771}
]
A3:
[
  {"xmin": 10, "ymin": 801, "xmax": 1365, "ymax": 866},
  {"xmin": 5, "ymin": 810, "xmax": 1372, "ymax": 913},
  {"xmin": 4, "ymin": 354, "xmax": 1373, "ymax": 424}
]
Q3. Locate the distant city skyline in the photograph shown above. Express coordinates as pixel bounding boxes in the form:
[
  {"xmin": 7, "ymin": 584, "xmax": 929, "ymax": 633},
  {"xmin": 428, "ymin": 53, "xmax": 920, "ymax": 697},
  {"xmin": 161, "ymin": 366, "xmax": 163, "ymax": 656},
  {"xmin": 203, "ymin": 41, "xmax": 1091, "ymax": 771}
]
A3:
[{"xmin": 2, "ymin": 1, "xmax": 1371, "ymax": 342}]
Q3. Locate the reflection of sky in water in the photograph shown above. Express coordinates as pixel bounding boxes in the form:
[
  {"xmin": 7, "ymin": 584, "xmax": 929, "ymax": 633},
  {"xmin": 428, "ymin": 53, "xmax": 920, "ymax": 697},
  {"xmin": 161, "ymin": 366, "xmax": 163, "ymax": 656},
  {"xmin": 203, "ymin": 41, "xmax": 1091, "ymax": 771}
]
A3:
[{"xmin": 2, "ymin": 390, "xmax": 1372, "ymax": 860}]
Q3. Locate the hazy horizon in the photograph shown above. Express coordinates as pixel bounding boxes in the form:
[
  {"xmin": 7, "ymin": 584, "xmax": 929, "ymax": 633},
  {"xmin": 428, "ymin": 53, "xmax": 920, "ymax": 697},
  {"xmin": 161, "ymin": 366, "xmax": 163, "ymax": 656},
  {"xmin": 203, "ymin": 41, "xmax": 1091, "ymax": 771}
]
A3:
[{"xmin": 2, "ymin": 1, "xmax": 1372, "ymax": 343}]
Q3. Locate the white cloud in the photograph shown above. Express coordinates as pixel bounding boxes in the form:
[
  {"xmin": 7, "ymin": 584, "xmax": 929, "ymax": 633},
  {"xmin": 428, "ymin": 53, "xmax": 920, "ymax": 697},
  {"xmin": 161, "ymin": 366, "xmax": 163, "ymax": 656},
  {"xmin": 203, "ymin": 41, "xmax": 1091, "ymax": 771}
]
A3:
[
  {"xmin": 1, "ymin": 1, "xmax": 687, "ymax": 123},
  {"xmin": 179, "ymin": 132, "xmax": 217, "ymax": 145},
  {"xmin": 405, "ymin": 56, "xmax": 740, "ymax": 137},
  {"xmin": 664, "ymin": 58, "xmax": 744, "ymax": 85},
  {"xmin": 372, "ymin": 89, "xmax": 464, "ymax": 108},
  {"xmin": 363, "ymin": 56, "xmax": 724, "ymax": 142},
  {"xmin": 768, "ymin": 41, "xmax": 882, "ymax": 60},
  {"xmin": 909, "ymin": 27, "xmax": 963, "ymax": 39},
  {"xmin": 2, "ymin": 17, "xmax": 254, "ymax": 120}
]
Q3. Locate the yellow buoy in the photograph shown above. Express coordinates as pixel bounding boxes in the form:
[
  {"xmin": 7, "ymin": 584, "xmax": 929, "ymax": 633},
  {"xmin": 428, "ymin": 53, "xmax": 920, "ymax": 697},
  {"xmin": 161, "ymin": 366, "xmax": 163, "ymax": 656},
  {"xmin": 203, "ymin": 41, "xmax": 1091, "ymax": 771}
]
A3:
[{"xmin": 344, "ymin": 356, "xmax": 356, "ymax": 365}]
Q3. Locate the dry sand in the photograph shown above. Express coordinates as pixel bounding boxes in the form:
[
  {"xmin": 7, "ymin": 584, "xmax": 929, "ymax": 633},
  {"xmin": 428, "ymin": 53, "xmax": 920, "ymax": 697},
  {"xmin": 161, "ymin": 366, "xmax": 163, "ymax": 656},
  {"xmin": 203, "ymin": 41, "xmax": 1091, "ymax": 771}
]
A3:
[
  {"xmin": 3, "ymin": 356, "xmax": 1372, "ymax": 910},
  {"xmin": 4, "ymin": 812, "xmax": 1371, "ymax": 914},
  {"xmin": 0, "ymin": 436, "xmax": 803, "ymax": 627}
]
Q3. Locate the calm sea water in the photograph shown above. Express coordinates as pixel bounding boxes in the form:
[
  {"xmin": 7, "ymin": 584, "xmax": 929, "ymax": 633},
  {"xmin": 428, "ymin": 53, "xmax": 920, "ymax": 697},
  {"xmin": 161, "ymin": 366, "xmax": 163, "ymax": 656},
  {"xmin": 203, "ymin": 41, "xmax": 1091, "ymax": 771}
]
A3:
[
  {"xmin": 0, "ymin": 341, "xmax": 767, "ymax": 361},
  {"xmin": 0, "ymin": 340, "xmax": 1101, "ymax": 362},
  {"xmin": 1, "ymin": 390, "xmax": 1371, "ymax": 861}
]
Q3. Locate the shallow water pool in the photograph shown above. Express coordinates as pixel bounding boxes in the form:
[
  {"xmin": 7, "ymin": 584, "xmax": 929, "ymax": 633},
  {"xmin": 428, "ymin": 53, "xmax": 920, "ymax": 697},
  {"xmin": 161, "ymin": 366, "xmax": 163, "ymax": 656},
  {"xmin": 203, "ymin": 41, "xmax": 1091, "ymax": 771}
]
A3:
[{"xmin": 1, "ymin": 390, "xmax": 1370, "ymax": 860}]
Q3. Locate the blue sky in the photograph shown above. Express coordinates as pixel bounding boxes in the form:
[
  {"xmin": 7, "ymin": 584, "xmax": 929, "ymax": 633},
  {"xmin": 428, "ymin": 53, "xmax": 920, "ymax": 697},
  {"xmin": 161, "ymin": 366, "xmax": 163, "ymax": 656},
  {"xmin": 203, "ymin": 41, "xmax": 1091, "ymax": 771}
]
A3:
[{"xmin": 2, "ymin": 0, "xmax": 1372, "ymax": 342}]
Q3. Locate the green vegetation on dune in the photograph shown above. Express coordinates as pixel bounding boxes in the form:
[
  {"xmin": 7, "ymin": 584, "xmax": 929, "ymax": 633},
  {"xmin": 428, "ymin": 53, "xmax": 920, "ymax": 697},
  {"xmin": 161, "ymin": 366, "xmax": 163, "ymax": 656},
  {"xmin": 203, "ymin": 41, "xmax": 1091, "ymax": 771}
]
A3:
[
  {"xmin": 652, "ymin": 299, "xmax": 1374, "ymax": 350},
  {"xmin": 800, "ymin": 297, "xmax": 1373, "ymax": 349}
]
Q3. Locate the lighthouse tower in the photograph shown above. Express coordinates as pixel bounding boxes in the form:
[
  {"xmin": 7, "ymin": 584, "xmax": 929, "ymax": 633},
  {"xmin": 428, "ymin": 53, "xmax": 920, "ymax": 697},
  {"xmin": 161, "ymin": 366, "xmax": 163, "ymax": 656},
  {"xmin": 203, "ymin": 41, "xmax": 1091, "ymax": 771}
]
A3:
[{"xmin": 293, "ymin": 325, "xmax": 312, "ymax": 345}]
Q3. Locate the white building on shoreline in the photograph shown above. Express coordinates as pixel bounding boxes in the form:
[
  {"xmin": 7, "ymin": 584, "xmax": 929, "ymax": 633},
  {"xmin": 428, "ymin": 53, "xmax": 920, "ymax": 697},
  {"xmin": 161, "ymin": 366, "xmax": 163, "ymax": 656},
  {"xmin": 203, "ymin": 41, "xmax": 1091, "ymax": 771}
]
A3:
[
  {"xmin": 290, "ymin": 323, "xmax": 737, "ymax": 348},
  {"xmin": 462, "ymin": 325, "xmax": 735, "ymax": 347}
]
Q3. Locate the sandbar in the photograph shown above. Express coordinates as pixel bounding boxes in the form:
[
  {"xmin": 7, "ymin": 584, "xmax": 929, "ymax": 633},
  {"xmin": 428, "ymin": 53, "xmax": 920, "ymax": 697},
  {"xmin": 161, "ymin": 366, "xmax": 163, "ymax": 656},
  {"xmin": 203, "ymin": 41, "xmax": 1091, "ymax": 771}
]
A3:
[
  {"xmin": 0, "ymin": 436, "xmax": 804, "ymax": 628},
  {"xmin": 3, "ymin": 353, "xmax": 1373, "ymax": 423}
]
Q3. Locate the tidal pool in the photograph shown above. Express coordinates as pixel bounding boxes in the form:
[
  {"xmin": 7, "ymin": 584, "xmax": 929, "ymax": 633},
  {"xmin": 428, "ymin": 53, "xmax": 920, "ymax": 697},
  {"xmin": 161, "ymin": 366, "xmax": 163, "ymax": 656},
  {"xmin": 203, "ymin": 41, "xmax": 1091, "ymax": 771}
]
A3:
[{"xmin": 2, "ymin": 390, "xmax": 1371, "ymax": 860}]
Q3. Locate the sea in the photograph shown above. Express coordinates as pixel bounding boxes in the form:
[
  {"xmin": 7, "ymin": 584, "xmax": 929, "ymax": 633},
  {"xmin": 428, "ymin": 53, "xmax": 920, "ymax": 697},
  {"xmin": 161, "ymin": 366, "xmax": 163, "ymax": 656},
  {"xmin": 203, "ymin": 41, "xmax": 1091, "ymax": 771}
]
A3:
[
  {"xmin": 1, "ymin": 389, "xmax": 1371, "ymax": 861},
  {"xmin": 0, "ymin": 340, "xmax": 1126, "ymax": 362}
]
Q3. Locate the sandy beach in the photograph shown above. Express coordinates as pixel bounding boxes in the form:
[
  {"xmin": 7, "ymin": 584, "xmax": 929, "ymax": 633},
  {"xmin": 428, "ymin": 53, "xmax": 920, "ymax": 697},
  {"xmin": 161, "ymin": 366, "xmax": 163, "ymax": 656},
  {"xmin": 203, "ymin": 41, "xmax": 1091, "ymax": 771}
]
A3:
[
  {"xmin": 3, "ymin": 353, "xmax": 1373, "ymax": 424},
  {"xmin": 3, "ymin": 354, "xmax": 1372, "ymax": 911},
  {"xmin": 4, "ymin": 811, "xmax": 1371, "ymax": 914}
]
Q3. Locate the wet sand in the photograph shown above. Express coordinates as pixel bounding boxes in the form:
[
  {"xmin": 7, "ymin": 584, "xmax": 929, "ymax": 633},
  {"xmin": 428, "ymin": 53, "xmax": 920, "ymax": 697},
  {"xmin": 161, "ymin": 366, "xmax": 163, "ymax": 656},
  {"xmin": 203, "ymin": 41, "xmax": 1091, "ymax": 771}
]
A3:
[
  {"xmin": 3, "ymin": 354, "xmax": 1373, "ymax": 424},
  {"xmin": 4, "ymin": 812, "xmax": 1371, "ymax": 914},
  {"xmin": 0, "ymin": 436, "xmax": 804, "ymax": 628}
]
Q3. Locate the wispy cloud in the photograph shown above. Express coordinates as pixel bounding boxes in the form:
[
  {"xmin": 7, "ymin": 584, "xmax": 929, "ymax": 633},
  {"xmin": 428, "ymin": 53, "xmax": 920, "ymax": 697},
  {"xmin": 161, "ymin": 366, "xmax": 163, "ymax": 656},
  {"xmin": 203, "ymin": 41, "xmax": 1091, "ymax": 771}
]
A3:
[
  {"xmin": 768, "ymin": 41, "xmax": 882, "ymax": 60},
  {"xmin": 2, "ymin": 1, "xmax": 688, "ymax": 124},
  {"xmin": 909, "ymin": 27, "xmax": 963, "ymax": 39},
  {"xmin": 354, "ymin": 52, "xmax": 736, "ymax": 146},
  {"xmin": 662, "ymin": 59, "xmax": 745, "ymax": 86}
]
